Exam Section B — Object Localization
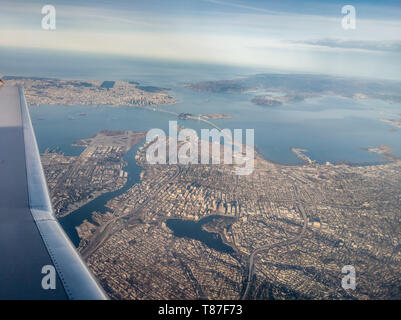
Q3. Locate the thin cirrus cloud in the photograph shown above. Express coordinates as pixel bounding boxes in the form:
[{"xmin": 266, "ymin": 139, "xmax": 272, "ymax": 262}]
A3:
[
  {"xmin": 0, "ymin": 0, "xmax": 400, "ymax": 79},
  {"xmin": 299, "ymin": 39, "xmax": 401, "ymax": 53}
]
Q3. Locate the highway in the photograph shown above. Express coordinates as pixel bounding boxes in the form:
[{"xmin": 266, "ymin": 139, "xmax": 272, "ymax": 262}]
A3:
[
  {"xmin": 139, "ymin": 105, "xmax": 224, "ymax": 131},
  {"xmin": 241, "ymin": 203, "xmax": 308, "ymax": 300},
  {"xmin": 81, "ymin": 164, "xmax": 182, "ymax": 259}
]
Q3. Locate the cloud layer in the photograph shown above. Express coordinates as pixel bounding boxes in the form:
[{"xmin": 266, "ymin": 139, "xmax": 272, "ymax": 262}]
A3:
[{"xmin": 0, "ymin": 0, "xmax": 400, "ymax": 79}]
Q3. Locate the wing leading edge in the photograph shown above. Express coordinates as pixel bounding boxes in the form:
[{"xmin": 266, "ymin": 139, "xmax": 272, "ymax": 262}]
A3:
[{"xmin": 0, "ymin": 84, "xmax": 107, "ymax": 300}]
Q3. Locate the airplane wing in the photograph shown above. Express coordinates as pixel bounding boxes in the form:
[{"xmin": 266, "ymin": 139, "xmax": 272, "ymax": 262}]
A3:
[{"xmin": 0, "ymin": 84, "xmax": 107, "ymax": 300}]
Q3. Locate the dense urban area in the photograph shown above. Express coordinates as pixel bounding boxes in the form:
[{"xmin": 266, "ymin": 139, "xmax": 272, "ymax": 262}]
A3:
[
  {"xmin": 42, "ymin": 129, "xmax": 401, "ymax": 300},
  {"xmin": 4, "ymin": 76, "xmax": 176, "ymax": 107},
  {"xmin": 42, "ymin": 130, "xmax": 146, "ymax": 217}
]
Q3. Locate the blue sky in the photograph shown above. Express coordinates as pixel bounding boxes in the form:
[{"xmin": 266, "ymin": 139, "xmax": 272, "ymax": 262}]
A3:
[{"xmin": 0, "ymin": 0, "xmax": 400, "ymax": 79}]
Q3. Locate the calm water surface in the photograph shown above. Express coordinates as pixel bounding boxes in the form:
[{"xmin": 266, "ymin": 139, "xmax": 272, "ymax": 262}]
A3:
[{"xmin": 7, "ymin": 48, "xmax": 401, "ymax": 248}]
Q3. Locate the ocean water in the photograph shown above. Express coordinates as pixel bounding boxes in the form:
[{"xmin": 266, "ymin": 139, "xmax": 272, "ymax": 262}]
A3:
[
  {"xmin": 29, "ymin": 93, "xmax": 401, "ymax": 166},
  {"xmin": 2, "ymin": 47, "xmax": 400, "ymax": 164},
  {"xmin": 4, "ymin": 48, "xmax": 401, "ymax": 250}
]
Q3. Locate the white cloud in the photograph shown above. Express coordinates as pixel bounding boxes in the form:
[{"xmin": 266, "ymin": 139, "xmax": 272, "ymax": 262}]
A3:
[{"xmin": 0, "ymin": 1, "xmax": 400, "ymax": 79}]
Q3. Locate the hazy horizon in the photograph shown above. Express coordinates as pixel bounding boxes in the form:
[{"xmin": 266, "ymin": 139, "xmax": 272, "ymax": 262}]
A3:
[{"xmin": 1, "ymin": 0, "xmax": 401, "ymax": 79}]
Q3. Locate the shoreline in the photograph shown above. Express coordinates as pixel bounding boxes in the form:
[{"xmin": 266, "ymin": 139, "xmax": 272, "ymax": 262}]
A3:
[{"xmin": 33, "ymin": 101, "xmax": 401, "ymax": 168}]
